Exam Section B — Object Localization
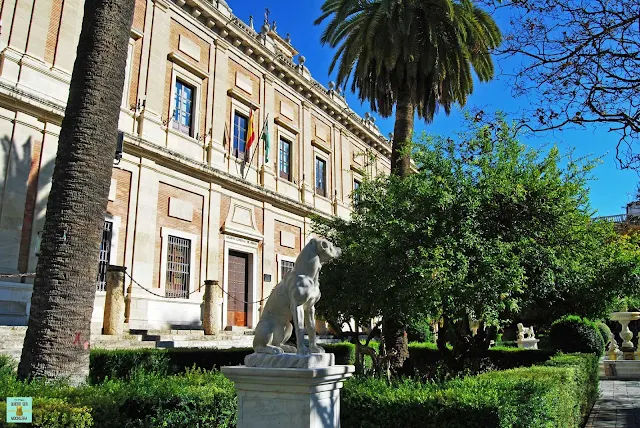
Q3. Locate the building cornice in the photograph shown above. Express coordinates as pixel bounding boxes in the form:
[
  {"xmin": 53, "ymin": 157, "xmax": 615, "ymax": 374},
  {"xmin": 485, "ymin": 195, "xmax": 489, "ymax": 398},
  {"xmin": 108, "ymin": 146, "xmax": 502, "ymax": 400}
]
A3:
[
  {"xmin": 165, "ymin": 0, "xmax": 392, "ymax": 159},
  {"xmin": 122, "ymin": 132, "xmax": 336, "ymax": 220}
]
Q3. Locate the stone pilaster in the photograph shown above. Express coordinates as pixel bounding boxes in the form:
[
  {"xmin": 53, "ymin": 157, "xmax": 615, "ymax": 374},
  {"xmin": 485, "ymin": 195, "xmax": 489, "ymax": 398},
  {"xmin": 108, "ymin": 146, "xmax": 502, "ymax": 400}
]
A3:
[
  {"xmin": 261, "ymin": 203, "xmax": 275, "ymax": 308},
  {"xmin": 130, "ymin": 159, "xmax": 159, "ymax": 297},
  {"xmin": 209, "ymin": 38, "xmax": 230, "ymax": 168},
  {"xmin": 53, "ymin": 0, "xmax": 84, "ymax": 71},
  {"xmin": 25, "ymin": 0, "xmax": 53, "ymax": 59},
  {"xmin": 301, "ymin": 101, "xmax": 313, "ymax": 203}
]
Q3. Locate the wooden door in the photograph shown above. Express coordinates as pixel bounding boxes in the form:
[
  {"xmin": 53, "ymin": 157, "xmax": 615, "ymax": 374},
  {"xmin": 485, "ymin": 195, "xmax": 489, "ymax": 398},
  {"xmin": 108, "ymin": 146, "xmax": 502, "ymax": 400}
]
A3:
[{"xmin": 227, "ymin": 251, "xmax": 248, "ymax": 326}]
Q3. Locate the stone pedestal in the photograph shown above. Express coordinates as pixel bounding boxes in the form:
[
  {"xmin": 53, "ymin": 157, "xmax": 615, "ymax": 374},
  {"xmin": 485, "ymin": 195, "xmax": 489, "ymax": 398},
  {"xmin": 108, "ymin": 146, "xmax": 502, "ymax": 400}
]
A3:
[
  {"xmin": 202, "ymin": 280, "xmax": 218, "ymax": 335},
  {"xmin": 221, "ymin": 363, "xmax": 354, "ymax": 428},
  {"xmin": 611, "ymin": 312, "xmax": 640, "ymax": 361},
  {"xmin": 103, "ymin": 265, "xmax": 126, "ymax": 335},
  {"xmin": 517, "ymin": 338, "xmax": 539, "ymax": 350}
]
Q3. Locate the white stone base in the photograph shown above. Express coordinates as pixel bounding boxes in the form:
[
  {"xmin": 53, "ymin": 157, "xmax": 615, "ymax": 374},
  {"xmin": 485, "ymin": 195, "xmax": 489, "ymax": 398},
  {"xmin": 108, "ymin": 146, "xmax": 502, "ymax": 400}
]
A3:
[
  {"xmin": 516, "ymin": 338, "xmax": 539, "ymax": 349},
  {"xmin": 244, "ymin": 352, "xmax": 334, "ymax": 368},
  {"xmin": 221, "ymin": 365, "xmax": 355, "ymax": 428},
  {"xmin": 601, "ymin": 360, "xmax": 640, "ymax": 380}
]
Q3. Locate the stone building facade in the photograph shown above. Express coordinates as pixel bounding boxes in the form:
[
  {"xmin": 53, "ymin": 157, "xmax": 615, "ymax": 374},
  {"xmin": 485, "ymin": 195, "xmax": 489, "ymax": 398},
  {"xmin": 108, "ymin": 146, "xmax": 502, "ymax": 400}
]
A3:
[{"xmin": 0, "ymin": 0, "xmax": 391, "ymax": 331}]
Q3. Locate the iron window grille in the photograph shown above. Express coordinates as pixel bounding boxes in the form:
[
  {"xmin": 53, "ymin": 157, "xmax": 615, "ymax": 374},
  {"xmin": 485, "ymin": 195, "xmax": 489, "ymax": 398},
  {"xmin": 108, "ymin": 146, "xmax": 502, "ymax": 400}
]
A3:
[
  {"xmin": 165, "ymin": 235, "xmax": 192, "ymax": 298},
  {"xmin": 281, "ymin": 260, "xmax": 295, "ymax": 281},
  {"xmin": 96, "ymin": 220, "xmax": 113, "ymax": 291}
]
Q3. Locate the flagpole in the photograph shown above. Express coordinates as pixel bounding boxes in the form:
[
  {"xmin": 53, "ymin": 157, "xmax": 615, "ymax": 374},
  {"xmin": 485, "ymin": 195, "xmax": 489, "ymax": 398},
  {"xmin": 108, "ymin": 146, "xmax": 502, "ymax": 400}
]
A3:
[{"xmin": 243, "ymin": 113, "xmax": 269, "ymax": 181}]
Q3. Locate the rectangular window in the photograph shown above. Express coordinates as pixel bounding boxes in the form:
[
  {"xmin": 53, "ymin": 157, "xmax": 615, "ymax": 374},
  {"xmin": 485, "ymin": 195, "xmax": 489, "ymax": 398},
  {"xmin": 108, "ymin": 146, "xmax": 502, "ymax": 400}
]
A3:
[
  {"xmin": 281, "ymin": 259, "xmax": 295, "ymax": 281},
  {"xmin": 315, "ymin": 157, "xmax": 326, "ymax": 197},
  {"xmin": 233, "ymin": 112, "xmax": 248, "ymax": 158},
  {"xmin": 96, "ymin": 220, "xmax": 113, "ymax": 292},
  {"xmin": 279, "ymin": 138, "xmax": 291, "ymax": 180},
  {"xmin": 173, "ymin": 79, "xmax": 194, "ymax": 136},
  {"xmin": 165, "ymin": 235, "xmax": 191, "ymax": 298},
  {"xmin": 353, "ymin": 179, "xmax": 361, "ymax": 203}
]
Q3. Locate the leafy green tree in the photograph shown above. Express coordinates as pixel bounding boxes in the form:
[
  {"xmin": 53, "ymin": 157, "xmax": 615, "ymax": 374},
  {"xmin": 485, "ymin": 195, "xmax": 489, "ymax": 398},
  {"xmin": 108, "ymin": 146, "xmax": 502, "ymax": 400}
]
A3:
[
  {"xmin": 315, "ymin": 0, "xmax": 502, "ymax": 369},
  {"xmin": 313, "ymin": 115, "xmax": 640, "ymax": 375}
]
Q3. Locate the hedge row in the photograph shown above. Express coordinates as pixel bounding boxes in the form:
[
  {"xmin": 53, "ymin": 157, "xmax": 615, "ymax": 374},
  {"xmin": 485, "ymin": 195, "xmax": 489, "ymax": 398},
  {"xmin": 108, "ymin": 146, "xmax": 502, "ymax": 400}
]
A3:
[
  {"xmin": 0, "ymin": 349, "xmax": 590, "ymax": 428},
  {"xmin": 90, "ymin": 341, "xmax": 552, "ymax": 383},
  {"xmin": 342, "ymin": 353, "xmax": 599, "ymax": 428},
  {"xmin": 0, "ymin": 366, "xmax": 236, "ymax": 428},
  {"xmin": 89, "ymin": 342, "xmax": 355, "ymax": 383}
]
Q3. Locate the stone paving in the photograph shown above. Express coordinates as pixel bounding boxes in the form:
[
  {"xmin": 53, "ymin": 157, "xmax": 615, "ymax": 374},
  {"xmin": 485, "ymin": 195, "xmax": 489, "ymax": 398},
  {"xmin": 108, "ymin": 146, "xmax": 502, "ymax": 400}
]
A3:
[{"xmin": 586, "ymin": 381, "xmax": 640, "ymax": 428}]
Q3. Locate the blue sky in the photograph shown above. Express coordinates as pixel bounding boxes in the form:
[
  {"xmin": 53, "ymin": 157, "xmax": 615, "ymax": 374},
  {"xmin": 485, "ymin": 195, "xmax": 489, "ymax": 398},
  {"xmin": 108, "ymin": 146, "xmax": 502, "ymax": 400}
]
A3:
[{"xmin": 230, "ymin": 1, "xmax": 638, "ymax": 216}]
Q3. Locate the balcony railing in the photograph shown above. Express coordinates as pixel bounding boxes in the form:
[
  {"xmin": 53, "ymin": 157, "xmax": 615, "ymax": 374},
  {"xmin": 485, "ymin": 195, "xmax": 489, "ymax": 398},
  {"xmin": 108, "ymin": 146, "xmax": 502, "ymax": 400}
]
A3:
[{"xmin": 595, "ymin": 214, "xmax": 628, "ymax": 223}]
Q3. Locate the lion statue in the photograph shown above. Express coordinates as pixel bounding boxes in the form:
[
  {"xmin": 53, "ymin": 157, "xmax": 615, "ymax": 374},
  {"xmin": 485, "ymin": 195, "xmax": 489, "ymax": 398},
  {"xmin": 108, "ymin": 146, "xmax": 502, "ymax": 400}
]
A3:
[
  {"xmin": 517, "ymin": 323, "xmax": 535, "ymax": 341},
  {"xmin": 252, "ymin": 237, "xmax": 341, "ymax": 355}
]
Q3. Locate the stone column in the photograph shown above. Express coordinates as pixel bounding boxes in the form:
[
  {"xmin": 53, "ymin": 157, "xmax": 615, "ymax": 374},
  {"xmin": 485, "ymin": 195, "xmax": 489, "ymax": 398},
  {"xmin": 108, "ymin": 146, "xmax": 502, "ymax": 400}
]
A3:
[
  {"xmin": 103, "ymin": 265, "xmax": 127, "ymax": 335},
  {"xmin": 221, "ymin": 365, "xmax": 355, "ymax": 428},
  {"xmin": 203, "ymin": 279, "xmax": 219, "ymax": 335}
]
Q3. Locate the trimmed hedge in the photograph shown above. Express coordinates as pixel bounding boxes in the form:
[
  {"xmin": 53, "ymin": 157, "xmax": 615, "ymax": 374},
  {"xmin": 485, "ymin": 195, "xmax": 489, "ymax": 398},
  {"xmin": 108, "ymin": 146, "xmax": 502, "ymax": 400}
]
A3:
[
  {"xmin": 0, "ymin": 368, "xmax": 236, "ymax": 428},
  {"xmin": 401, "ymin": 342, "xmax": 555, "ymax": 380},
  {"xmin": 341, "ymin": 353, "xmax": 598, "ymax": 428},
  {"xmin": 550, "ymin": 315, "xmax": 605, "ymax": 355},
  {"xmin": 0, "ymin": 398, "xmax": 93, "ymax": 428},
  {"xmin": 89, "ymin": 342, "xmax": 356, "ymax": 383},
  {"xmin": 596, "ymin": 321, "xmax": 612, "ymax": 345}
]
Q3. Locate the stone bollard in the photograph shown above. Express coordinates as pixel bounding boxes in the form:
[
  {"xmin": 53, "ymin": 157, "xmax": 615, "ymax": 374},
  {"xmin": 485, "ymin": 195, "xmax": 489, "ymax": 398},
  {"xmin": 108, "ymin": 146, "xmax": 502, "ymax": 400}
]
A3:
[
  {"xmin": 103, "ymin": 265, "xmax": 126, "ymax": 335},
  {"xmin": 203, "ymin": 280, "xmax": 219, "ymax": 335}
]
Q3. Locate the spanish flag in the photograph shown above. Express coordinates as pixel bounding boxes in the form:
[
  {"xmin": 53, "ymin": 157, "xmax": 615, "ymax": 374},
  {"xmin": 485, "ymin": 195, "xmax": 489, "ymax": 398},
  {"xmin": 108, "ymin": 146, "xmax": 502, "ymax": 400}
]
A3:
[{"xmin": 245, "ymin": 109, "xmax": 256, "ymax": 160}]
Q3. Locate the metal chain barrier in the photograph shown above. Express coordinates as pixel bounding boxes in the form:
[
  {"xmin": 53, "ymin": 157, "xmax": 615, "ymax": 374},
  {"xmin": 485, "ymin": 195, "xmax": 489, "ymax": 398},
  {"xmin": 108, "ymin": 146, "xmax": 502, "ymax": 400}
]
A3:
[
  {"xmin": 0, "ymin": 273, "xmax": 35, "ymax": 278},
  {"xmin": 124, "ymin": 270, "xmax": 201, "ymax": 299},
  {"xmin": 213, "ymin": 280, "xmax": 270, "ymax": 305},
  {"xmin": 0, "ymin": 271, "xmax": 271, "ymax": 305}
]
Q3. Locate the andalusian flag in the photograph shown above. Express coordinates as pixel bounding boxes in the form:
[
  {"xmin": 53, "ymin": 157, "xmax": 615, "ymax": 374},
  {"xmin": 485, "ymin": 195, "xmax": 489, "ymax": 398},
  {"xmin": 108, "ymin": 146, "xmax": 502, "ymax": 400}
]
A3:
[
  {"xmin": 262, "ymin": 120, "xmax": 271, "ymax": 163},
  {"xmin": 245, "ymin": 109, "xmax": 256, "ymax": 160}
]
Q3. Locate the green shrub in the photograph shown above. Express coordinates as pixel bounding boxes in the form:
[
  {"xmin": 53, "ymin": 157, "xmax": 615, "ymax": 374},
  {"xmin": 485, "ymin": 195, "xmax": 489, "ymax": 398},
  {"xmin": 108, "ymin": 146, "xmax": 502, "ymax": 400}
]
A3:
[
  {"xmin": 549, "ymin": 315, "xmax": 605, "ymax": 355},
  {"xmin": 0, "ymin": 366, "xmax": 236, "ymax": 428},
  {"xmin": 401, "ymin": 342, "xmax": 554, "ymax": 380},
  {"xmin": 595, "ymin": 321, "xmax": 612, "ymax": 345},
  {"xmin": 90, "ymin": 343, "xmax": 358, "ymax": 383},
  {"xmin": 342, "ymin": 353, "xmax": 597, "ymax": 428},
  {"xmin": 0, "ymin": 398, "xmax": 93, "ymax": 428}
]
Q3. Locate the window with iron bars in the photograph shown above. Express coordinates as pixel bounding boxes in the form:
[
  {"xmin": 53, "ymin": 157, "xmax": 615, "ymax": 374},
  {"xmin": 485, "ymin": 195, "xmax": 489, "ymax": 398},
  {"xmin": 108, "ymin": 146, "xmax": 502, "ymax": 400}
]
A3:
[
  {"xmin": 96, "ymin": 220, "xmax": 113, "ymax": 291},
  {"xmin": 166, "ymin": 235, "xmax": 191, "ymax": 298},
  {"xmin": 280, "ymin": 259, "xmax": 295, "ymax": 282}
]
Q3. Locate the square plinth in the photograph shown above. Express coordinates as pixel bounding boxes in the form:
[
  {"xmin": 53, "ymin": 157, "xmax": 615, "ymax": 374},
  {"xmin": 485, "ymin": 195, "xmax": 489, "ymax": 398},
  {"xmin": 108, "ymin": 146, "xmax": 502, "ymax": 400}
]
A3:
[
  {"xmin": 221, "ymin": 364, "xmax": 355, "ymax": 428},
  {"xmin": 244, "ymin": 352, "xmax": 335, "ymax": 368}
]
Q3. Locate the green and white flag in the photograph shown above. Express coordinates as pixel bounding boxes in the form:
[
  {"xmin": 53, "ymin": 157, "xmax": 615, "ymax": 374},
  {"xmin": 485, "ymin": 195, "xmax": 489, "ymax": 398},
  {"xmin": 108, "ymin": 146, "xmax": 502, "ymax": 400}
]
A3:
[{"xmin": 262, "ymin": 120, "xmax": 271, "ymax": 164}]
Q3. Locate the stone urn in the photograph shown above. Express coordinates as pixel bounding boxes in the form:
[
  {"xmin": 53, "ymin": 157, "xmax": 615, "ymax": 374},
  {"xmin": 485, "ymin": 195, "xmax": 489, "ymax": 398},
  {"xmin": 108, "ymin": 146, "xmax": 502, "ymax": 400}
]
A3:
[{"xmin": 610, "ymin": 312, "xmax": 640, "ymax": 359}]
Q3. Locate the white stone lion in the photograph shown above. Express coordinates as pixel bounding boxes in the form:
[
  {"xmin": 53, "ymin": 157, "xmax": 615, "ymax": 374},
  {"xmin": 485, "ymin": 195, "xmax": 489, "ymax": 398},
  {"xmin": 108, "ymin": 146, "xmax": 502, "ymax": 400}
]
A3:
[
  {"xmin": 517, "ymin": 323, "xmax": 535, "ymax": 340},
  {"xmin": 252, "ymin": 237, "xmax": 341, "ymax": 355}
]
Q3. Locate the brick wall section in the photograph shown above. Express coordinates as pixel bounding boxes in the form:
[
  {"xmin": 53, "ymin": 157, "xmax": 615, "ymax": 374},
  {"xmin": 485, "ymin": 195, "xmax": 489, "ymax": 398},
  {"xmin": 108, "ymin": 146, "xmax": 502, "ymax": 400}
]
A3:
[
  {"xmin": 274, "ymin": 90, "xmax": 299, "ymax": 125},
  {"xmin": 312, "ymin": 115, "xmax": 331, "ymax": 147},
  {"xmin": 274, "ymin": 220, "xmax": 301, "ymax": 259},
  {"xmin": 17, "ymin": 139, "xmax": 43, "ymax": 272},
  {"xmin": 153, "ymin": 182, "xmax": 204, "ymax": 289},
  {"xmin": 106, "ymin": 168, "xmax": 132, "ymax": 265},
  {"xmin": 163, "ymin": 20, "xmax": 210, "ymax": 136},
  {"xmin": 132, "ymin": 0, "xmax": 146, "ymax": 32},
  {"xmin": 128, "ymin": 38, "xmax": 143, "ymax": 109},
  {"xmin": 44, "ymin": 0, "xmax": 63, "ymax": 64},
  {"xmin": 227, "ymin": 59, "xmax": 260, "ymax": 103}
]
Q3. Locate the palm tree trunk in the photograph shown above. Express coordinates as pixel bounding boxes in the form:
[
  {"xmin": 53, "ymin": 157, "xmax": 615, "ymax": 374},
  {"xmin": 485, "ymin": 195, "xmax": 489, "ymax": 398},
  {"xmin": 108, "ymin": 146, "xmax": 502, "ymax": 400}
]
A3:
[
  {"xmin": 17, "ymin": 0, "xmax": 135, "ymax": 384},
  {"xmin": 391, "ymin": 84, "xmax": 415, "ymax": 178}
]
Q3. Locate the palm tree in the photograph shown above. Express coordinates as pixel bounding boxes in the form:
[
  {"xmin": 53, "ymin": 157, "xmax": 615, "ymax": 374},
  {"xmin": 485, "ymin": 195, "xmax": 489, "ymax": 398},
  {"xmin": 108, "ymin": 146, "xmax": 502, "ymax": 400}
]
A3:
[
  {"xmin": 18, "ymin": 0, "xmax": 135, "ymax": 384},
  {"xmin": 315, "ymin": 0, "xmax": 502, "ymax": 177},
  {"xmin": 316, "ymin": 0, "xmax": 501, "ymax": 372}
]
